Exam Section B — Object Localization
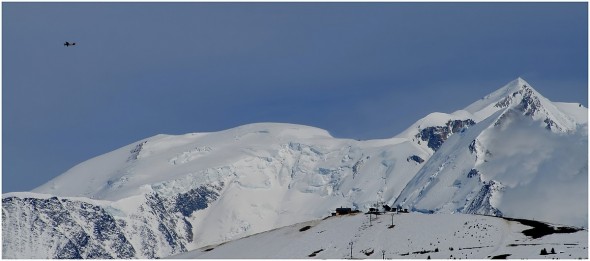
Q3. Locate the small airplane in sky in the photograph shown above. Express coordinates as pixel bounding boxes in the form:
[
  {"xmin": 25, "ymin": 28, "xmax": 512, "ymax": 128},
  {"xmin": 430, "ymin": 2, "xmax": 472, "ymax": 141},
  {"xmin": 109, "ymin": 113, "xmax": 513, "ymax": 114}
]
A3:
[{"xmin": 63, "ymin": 41, "xmax": 76, "ymax": 47}]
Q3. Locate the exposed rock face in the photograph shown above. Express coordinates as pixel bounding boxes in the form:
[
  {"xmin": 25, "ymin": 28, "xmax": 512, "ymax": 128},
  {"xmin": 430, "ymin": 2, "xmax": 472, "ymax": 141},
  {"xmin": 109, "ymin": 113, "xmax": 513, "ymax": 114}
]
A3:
[
  {"xmin": 493, "ymin": 83, "xmax": 574, "ymax": 132},
  {"xmin": 128, "ymin": 141, "xmax": 147, "ymax": 161},
  {"xmin": 517, "ymin": 86, "xmax": 543, "ymax": 117},
  {"xmin": 2, "ymin": 196, "xmax": 136, "ymax": 259},
  {"xmin": 2, "ymin": 182, "xmax": 223, "ymax": 259},
  {"xmin": 468, "ymin": 140, "xmax": 477, "ymax": 154},
  {"xmin": 352, "ymin": 155, "xmax": 369, "ymax": 179},
  {"xmin": 174, "ymin": 183, "xmax": 223, "ymax": 217},
  {"xmin": 464, "ymin": 180, "xmax": 503, "ymax": 217},
  {"xmin": 495, "ymin": 84, "xmax": 545, "ymax": 120},
  {"xmin": 416, "ymin": 119, "xmax": 476, "ymax": 151},
  {"xmin": 467, "ymin": 169, "xmax": 479, "ymax": 178}
]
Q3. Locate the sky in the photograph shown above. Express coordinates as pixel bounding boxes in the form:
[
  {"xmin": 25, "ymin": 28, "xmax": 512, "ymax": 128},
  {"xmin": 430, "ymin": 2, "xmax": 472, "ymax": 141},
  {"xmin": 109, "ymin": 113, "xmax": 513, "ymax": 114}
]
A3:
[{"xmin": 2, "ymin": 2, "xmax": 588, "ymax": 193}]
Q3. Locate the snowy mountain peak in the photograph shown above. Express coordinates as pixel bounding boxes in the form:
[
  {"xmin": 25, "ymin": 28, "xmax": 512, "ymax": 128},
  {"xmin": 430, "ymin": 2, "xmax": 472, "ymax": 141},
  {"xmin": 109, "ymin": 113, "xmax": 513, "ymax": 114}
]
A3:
[
  {"xmin": 492, "ymin": 84, "xmax": 576, "ymax": 132},
  {"xmin": 492, "ymin": 77, "xmax": 531, "ymax": 100},
  {"xmin": 463, "ymin": 78, "xmax": 521, "ymax": 116},
  {"xmin": 393, "ymin": 78, "xmax": 586, "ymax": 227},
  {"xmin": 463, "ymin": 78, "xmax": 537, "ymax": 119},
  {"xmin": 396, "ymin": 78, "xmax": 579, "ymax": 156},
  {"xmin": 464, "ymin": 78, "xmax": 577, "ymax": 132},
  {"xmin": 464, "ymin": 77, "xmax": 529, "ymax": 115},
  {"xmin": 491, "ymin": 78, "xmax": 547, "ymax": 112}
]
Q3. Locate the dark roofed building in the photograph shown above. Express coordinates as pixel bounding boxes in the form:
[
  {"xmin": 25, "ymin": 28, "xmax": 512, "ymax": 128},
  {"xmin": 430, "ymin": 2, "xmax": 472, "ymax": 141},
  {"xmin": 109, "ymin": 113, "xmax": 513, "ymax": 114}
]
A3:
[{"xmin": 335, "ymin": 207, "xmax": 352, "ymax": 215}]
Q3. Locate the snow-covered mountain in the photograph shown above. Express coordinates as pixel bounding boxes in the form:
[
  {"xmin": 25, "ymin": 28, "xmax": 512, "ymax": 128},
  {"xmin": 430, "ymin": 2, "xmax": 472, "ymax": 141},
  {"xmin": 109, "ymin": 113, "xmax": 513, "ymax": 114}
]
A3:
[
  {"xmin": 394, "ymin": 78, "xmax": 587, "ymax": 226},
  {"xmin": 2, "ymin": 78, "xmax": 587, "ymax": 258},
  {"xmin": 4, "ymin": 124, "xmax": 430, "ymax": 258}
]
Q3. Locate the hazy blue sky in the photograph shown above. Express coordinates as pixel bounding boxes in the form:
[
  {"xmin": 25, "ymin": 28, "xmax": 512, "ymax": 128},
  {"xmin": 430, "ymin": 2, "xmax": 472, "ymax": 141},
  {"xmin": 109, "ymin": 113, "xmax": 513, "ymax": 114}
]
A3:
[{"xmin": 3, "ymin": 3, "xmax": 587, "ymax": 193}]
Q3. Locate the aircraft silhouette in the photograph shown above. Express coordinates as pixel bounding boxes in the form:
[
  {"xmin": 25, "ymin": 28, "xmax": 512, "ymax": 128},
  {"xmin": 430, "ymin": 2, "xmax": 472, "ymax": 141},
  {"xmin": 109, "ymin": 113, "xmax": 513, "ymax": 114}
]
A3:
[{"xmin": 64, "ymin": 41, "xmax": 76, "ymax": 47}]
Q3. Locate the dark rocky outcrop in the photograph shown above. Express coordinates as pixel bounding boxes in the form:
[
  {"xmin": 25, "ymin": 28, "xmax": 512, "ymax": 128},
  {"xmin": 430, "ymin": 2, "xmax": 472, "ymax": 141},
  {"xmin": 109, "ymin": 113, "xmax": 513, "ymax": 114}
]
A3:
[
  {"xmin": 469, "ymin": 140, "xmax": 477, "ymax": 154},
  {"xmin": 128, "ymin": 141, "xmax": 147, "ymax": 161},
  {"xmin": 416, "ymin": 119, "xmax": 476, "ymax": 151},
  {"xmin": 174, "ymin": 183, "xmax": 223, "ymax": 217},
  {"xmin": 464, "ymin": 180, "xmax": 503, "ymax": 217},
  {"xmin": 516, "ymin": 86, "xmax": 542, "ymax": 117},
  {"xmin": 467, "ymin": 169, "xmax": 479, "ymax": 178}
]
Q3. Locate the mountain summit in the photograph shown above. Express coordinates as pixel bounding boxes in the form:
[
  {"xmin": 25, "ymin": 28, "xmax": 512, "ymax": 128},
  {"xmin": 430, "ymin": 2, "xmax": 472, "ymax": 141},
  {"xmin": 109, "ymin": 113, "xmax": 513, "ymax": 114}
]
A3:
[
  {"xmin": 464, "ymin": 77, "xmax": 577, "ymax": 131},
  {"xmin": 3, "ymin": 78, "xmax": 587, "ymax": 259},
  {"xmin": 395, "ymin": 78, "xmax": 586, "ymax": 225}
]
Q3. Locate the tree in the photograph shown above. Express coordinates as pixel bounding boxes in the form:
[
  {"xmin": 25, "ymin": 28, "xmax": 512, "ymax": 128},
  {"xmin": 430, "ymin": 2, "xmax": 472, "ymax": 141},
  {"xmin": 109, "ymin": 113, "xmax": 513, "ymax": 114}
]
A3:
[
  {"xmin": 540, "ymin": 248, "xmax": 548, "ymax": 255},
  {"xmin": 551, "ymin": 248, "xmax": 556, "ymax": 254}
]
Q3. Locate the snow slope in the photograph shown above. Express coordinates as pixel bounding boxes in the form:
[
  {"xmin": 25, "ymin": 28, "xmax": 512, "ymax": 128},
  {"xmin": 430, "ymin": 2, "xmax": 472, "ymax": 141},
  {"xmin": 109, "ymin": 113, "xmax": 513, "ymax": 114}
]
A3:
[
  {"xmin": 3, "ymin": 78, "xmax": 587, "ymax": 258},
  {"xmin": 394, "ymin": 78, "xmax": 588, "ymax": 227},
  {"xmin": 171, "ymin": 212, "xmax": 587, "ymax": 259}
]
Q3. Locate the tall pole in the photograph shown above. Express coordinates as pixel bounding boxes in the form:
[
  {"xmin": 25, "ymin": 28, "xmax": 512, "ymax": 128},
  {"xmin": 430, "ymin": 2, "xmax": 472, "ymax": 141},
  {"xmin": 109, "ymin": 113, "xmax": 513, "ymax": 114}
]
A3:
[
  {"xmin": 349, "ymin": 241, "xmax": 353, "ymax": 259},
  {"xmin": 382, "ymin": 250, "xmax": 386, "ymax": 259},
  {"xmin": 391, "ymin": 213, "xmax": 394, "ymax": 226}
]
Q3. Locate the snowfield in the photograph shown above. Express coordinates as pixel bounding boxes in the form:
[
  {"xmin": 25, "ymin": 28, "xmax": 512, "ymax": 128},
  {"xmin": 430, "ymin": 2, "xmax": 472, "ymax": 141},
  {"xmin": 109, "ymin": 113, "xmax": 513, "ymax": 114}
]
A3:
[
  {"xmin": 171, "ymin": 212, "xmax": 587, "ymax": 259},
  {"xmin": 2, "ymin": 78, "xmax": 587, "ymax": 258}
]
